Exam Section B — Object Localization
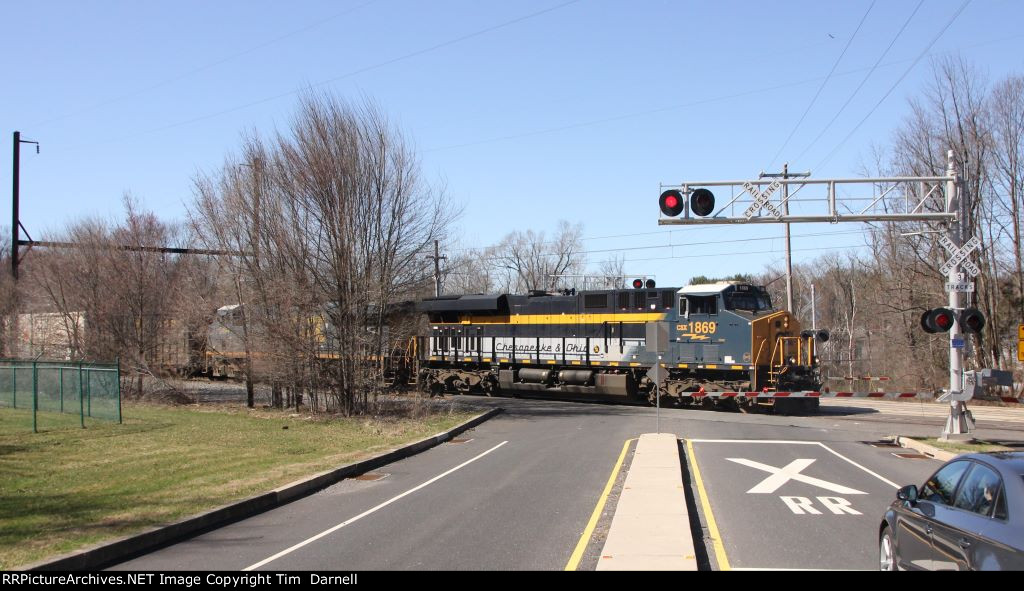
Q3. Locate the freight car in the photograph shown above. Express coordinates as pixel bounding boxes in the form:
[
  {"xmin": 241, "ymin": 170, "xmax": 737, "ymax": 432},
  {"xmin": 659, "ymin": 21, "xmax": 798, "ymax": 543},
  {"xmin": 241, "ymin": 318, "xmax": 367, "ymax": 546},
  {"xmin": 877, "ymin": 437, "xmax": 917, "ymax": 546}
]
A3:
[
  {"xmin": 203, "ymin": 303, "xmax": 418, "ymax": 386},
  {"xmin": 416, "ymin": 281, "xmax": 827, "ymax": 412}
]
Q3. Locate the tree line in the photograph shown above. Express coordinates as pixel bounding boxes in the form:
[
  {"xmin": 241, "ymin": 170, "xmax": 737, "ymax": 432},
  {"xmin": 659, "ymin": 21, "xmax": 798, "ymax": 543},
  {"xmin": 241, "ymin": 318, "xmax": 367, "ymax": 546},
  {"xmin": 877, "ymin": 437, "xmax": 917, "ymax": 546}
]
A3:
[
  {"xmin": 1, "ymin": 57, "xmax": 1020, "ymax": 407},
  {"xmin": 757, "ymin": 57, "xmax": 1022, "ymax": 395}
]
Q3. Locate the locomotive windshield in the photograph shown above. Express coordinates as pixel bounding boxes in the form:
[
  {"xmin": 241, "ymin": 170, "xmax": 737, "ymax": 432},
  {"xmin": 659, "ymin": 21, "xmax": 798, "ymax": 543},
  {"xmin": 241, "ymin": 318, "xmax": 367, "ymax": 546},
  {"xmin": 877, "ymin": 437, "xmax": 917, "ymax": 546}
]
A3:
[{"xmin": 723, "ymin": 286, "xmax": 772, "ymax": 312}]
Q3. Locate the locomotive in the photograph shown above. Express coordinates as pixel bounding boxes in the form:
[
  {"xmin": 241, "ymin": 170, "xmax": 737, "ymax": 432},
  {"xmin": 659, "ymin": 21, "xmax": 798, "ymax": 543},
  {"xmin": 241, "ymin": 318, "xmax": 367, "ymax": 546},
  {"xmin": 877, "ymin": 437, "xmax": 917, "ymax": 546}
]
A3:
[{"xmin": 416, "ymin": 281, "xmax": 827, "ymax": 412}]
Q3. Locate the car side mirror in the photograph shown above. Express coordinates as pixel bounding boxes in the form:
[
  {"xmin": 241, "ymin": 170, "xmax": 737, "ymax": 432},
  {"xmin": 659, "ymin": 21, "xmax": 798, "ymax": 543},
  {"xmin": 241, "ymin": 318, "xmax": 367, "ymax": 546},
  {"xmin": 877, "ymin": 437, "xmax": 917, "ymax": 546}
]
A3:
[{"xmin": 897, "ymin": 485, "xmax": 918, "ymax": 504}]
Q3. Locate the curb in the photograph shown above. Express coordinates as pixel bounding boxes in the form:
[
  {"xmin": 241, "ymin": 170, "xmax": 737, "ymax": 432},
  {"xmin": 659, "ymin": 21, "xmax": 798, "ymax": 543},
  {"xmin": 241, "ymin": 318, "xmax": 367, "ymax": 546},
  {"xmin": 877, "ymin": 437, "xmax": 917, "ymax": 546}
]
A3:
[
  {"xmin": 894, "ymin": 435, "xmax": 956, "ymax": 462},
  {"xmin": 596, "ymin": 433, "xmax": 696, "ymax": 571},
  {"xmin": 21, "ymin": 407, "xmax": 504, "ymax": 571}
]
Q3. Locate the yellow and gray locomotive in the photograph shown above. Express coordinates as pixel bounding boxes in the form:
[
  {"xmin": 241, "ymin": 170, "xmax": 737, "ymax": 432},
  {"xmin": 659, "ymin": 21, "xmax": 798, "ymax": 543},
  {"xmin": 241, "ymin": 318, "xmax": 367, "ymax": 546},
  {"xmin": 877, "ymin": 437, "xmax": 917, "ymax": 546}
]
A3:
[{"xmin": 417, "ymin": 281, "xmax": 826, "ymax": 412}]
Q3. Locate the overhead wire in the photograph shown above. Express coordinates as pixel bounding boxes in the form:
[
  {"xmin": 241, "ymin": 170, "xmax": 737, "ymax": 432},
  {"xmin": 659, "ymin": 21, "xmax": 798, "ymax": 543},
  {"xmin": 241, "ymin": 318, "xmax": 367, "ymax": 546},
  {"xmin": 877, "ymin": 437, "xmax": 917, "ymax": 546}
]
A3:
[
  {"xmin": 441, "ymin": 241, "xmax": 869, "ymax": 276},
  {"xmin": 30, "ymin": 0, "xmax": 383, "ymax": 129},
  {"xmin": 814, "ymin": 0, "xmax": 972, "ymax": 171},
  {"xmin": 794, "ymin": 0, "xmax": 925, "ymax": 163},
  {"xmin": 441, "ymin": 228, "xmax": 869, "ymax": 261},
  {"xmin": 765, "ymin": 0, "xmax": 876, "ymax": 170},
  {"xmin": 72, "ymin": 0, "xmax": 583, "ymax": 150}
]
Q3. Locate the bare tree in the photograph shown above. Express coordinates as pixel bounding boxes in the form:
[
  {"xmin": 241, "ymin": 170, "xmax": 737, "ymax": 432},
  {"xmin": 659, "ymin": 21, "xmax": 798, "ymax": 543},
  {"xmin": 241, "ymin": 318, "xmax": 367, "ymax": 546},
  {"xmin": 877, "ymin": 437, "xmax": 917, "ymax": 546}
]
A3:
[
  {"xmin": 192, "ymin": 93, "xmax": 456, "ymax": 415},
  {"xmin": 491, "ymin": 220, "xmax": 584, "ymax": 293},
  {"xmin": 0, "ymin": 230, "xmax": 16, "ymax": 357},
  {"xmin": 594, "ymin": 254, "xmax": 627, "ymax": 290},
  {"xmin": 22, "ymin": 197, "xmax": 193, "ymax": 396},
  {"xmin": 988, "ymin": 76, "xmax": 1024, "ymax": 317}
]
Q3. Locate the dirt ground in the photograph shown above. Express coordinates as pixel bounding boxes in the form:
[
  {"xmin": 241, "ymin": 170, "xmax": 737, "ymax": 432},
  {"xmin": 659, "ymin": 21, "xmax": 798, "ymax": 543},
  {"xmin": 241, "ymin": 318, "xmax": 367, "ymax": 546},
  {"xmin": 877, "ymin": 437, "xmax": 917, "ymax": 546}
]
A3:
[{"xmin": 128, "ymin": 375, "xmax": 457, "ymax": 417}]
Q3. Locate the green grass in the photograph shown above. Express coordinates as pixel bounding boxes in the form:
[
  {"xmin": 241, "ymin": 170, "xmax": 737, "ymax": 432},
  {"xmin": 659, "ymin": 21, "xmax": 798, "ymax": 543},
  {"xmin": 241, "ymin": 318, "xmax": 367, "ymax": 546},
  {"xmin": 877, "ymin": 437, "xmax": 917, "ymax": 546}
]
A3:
[
  {"xmin": 915, "ymin": 437, "xmax": 1014, "ymax": 454},
  {"xmin": 0, "ymin": 402, "xmax": 476, "ymax": 569}
]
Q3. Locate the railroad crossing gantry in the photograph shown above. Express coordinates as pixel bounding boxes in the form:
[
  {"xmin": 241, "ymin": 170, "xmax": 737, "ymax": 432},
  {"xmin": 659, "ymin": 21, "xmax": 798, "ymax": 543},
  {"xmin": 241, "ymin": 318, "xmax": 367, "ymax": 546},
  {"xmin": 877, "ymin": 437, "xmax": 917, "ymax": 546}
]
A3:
[{"xmin": 657, "ymin": 150, "xmax": 981, "ymax": 439}]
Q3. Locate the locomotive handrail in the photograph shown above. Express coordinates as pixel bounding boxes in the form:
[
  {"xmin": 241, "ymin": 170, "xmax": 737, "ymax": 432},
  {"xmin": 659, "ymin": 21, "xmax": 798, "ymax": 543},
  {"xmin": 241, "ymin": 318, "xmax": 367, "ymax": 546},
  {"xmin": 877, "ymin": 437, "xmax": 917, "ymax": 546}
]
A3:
[{"xmin": 752, "ymin": 337, "xmax": 769, "ymax": 390}]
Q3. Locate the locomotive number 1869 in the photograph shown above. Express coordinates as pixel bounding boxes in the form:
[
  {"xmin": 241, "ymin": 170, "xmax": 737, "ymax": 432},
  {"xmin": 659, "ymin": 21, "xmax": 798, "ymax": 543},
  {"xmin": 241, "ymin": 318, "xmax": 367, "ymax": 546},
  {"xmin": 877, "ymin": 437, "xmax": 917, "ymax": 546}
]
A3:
[{"xmin": 678, "ymin": 321, "xmax": 717, "ymax": 334}]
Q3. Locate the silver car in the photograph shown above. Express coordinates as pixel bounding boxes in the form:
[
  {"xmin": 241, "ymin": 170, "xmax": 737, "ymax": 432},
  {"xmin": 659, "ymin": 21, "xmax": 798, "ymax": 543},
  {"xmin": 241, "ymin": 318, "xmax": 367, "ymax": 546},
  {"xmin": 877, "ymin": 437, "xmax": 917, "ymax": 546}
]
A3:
[{"xmin": 879, "ymin": 451, "xmax": 1024, "ymax": 570}]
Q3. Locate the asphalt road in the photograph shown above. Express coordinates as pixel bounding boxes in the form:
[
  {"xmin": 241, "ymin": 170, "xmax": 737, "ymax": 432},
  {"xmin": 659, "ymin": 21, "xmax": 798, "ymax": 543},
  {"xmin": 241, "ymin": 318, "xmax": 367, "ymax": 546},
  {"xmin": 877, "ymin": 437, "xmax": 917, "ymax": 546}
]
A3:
[{"xmin": 111, "ymin": 396, "xmax": 1024, "ymax": 571}]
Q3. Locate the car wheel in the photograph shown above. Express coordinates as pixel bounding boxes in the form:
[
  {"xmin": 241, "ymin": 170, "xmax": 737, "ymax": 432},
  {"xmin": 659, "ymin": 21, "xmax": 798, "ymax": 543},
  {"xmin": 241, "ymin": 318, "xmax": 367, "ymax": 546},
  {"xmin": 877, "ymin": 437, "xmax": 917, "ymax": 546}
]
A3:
[{"xmin": 879, "ymin": 528, "xmax": 897, "ymax": 571}]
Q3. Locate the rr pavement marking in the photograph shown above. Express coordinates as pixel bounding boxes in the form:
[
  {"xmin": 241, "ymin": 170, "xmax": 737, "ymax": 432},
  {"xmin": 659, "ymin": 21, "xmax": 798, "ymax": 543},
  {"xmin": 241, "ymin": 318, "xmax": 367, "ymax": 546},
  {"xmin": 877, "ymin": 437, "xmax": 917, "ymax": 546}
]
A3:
[
  {"xmin": 243, "ymin": 440, "xmax": 508, "ymax": 571},
  {"xmin": 687, "ymin": 439, "xmax": 905, "ymax": 571}
]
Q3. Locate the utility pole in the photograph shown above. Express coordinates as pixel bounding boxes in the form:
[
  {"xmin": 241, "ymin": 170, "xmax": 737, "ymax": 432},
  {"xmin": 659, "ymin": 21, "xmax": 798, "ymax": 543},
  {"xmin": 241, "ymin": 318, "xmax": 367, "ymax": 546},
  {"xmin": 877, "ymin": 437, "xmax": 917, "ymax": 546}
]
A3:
[
  {"xmin": 427, "ymin": 240, "xmax": 447, "ymax": 297},
  {"xmin": 760, "ymin": 163, "xmax": 810, "ymax": 311},
  {"xmin": 810, "ymin": 283, "xmax": 816, "ymax": 331},
  {"xmin": 11, "ymin": 131, "xmax": 39, "ymax": 280}
]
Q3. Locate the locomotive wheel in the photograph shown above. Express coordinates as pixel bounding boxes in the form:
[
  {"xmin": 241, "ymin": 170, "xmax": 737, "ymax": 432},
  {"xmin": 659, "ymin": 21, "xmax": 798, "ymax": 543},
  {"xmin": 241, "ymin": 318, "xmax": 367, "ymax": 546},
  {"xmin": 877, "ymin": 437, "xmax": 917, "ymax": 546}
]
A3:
[{"xmin": 650, "ymin": 392, "xmax": 677, "ymax": 408}]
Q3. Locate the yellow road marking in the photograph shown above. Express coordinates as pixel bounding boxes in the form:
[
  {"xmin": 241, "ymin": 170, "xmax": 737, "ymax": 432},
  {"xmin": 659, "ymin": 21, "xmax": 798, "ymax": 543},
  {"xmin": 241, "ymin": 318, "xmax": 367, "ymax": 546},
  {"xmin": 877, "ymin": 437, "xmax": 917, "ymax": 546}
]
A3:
[
  {"xmin": 564, "ymin": 438, "xmax": 636, "ymax": 571},
  {"xmin": 685, "ymin": 439, "xmax": 731, "ymax": 571}
]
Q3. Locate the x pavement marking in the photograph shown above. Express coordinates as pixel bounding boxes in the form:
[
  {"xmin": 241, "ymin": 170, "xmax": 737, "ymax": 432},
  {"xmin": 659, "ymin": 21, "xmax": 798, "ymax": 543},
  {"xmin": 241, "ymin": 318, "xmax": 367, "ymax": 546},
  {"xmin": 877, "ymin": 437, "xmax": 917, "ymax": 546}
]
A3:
[{"xmin": 726, "ymin": 458, "xmax": 867, "ymax": 495}]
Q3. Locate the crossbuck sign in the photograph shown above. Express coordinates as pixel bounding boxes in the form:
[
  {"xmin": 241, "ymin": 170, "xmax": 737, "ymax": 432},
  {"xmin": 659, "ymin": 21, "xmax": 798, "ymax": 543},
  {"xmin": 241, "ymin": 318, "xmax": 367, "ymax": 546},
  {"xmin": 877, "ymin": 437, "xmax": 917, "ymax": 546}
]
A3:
[
  {"xmin": 742, "ymin": 180, "xmax": 783, "ymax": 220},
  {"xmin": 939, "ymin": 235, "xmax": 981, "ymax": 277}
]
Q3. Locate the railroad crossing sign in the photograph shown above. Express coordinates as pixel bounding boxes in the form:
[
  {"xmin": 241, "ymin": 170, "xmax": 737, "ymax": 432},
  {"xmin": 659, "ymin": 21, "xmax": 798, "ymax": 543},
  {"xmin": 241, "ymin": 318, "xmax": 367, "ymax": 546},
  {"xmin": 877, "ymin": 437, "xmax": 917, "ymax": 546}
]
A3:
[
  {"xmin": 939, "ymin": 235, "xmax": 981, "ymax": 277},
  {"xmin": 742, "ymin": 179, "xmax": 783, "ymax": 220}
]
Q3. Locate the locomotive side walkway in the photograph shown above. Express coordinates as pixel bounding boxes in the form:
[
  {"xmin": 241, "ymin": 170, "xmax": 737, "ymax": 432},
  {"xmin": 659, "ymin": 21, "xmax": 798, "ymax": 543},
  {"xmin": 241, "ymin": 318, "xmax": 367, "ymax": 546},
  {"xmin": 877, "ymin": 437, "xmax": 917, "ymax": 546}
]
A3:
[{"xmin": 596, "ymin": 433, "xmax": 697, "ymax": 571}]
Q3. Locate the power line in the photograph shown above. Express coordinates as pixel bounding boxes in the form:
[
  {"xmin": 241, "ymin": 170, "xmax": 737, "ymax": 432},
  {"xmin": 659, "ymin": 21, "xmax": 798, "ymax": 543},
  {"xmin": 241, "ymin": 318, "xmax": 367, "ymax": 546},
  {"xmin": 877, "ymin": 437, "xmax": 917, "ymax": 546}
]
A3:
[
  {"xmin": 815, "ymin": 0, "xmax": 972, "ymax": 171},
  {"xmin": 71, "ymin": 0, "xmax": 582, "ymax": 150},
  {"xmin": 443, "ymin": 224, "xmax": 866, "ymax": 256},
  {"xmin": 765, "ymin": 0, "xmax": 876, "ymax": 170},
  {"xmin": 442, "ymin": 241, "xmax": 870, "ymax": 276},
  {"xmin": 443, "ymin": 228, "xmax": 869, "ymax": 262},
  {"xmin": 30, "ymin": 0, "xmax": 383, "ymax": 129},
  {"xmin": 621, "ymin": 244, "xmax": 866, "ymax": 264},
  {"xmin": 426, "ymin": 30, "xmax": 1021, "ymax": 159},
  {"xmin": 795, "ymin": 0, "xmax": 924, "ymax": 163}
]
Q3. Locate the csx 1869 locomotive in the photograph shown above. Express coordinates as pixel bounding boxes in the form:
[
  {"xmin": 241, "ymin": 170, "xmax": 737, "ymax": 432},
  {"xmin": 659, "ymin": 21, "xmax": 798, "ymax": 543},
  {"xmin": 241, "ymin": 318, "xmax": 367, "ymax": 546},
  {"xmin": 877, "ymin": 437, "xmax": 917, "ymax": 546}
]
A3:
[{"xmin": 417, "ymin": 281, "xmax": 827, "ymax": 412}]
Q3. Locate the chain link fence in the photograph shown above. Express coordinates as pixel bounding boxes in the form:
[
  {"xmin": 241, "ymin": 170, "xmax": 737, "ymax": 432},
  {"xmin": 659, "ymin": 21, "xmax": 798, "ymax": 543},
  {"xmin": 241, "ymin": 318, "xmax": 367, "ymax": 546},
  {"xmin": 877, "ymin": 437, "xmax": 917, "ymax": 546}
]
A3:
[{"xmin": 0, "ymin": 359, "xmax": 121, "ymax": 432}]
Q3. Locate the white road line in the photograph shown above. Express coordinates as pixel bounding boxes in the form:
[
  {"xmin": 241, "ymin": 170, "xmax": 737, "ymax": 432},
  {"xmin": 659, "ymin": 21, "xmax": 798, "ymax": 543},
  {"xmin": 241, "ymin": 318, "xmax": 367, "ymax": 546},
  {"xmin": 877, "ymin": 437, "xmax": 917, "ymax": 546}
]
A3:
[
  {"xmin": 243, "ymin": 440, "xmax": 509, "ymax": 571},
  {"xmin": 817, "ymin": 442, "xmax": 902, "ymax": 488}
]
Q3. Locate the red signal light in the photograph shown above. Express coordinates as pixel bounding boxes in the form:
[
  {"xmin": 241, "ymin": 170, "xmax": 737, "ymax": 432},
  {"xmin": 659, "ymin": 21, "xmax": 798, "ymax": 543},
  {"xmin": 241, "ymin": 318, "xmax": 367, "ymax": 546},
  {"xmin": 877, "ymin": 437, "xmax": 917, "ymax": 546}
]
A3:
[
  {"xmin": 921, "ymin": 308, "xmax": 954, "ymax": 333},
  {"xmin": 659, "ymin": 189, "xmax": 685, "ymax": 217},
  {"xmin": 633, "ymin": 278, "xmax": 644, "ymax": 289}
]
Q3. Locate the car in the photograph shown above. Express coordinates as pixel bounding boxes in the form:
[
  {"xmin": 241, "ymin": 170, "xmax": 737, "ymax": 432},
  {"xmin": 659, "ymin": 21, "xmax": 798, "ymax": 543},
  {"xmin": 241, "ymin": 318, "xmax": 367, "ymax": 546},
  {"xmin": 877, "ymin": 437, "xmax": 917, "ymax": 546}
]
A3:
[{"xmin": 879, "ymin": 451, "xmax": 1024, "ymax": 570}]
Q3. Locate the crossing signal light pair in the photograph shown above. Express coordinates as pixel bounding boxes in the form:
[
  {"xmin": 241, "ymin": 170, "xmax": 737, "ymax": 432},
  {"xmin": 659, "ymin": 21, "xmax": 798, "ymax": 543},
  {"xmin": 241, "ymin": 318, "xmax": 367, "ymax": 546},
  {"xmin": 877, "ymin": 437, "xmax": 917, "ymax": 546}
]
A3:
[
  {"xmin": 632, "ymin": 278, "xmax": 656, "ymax": 289},
  {"xmin": 960, "ymin": 308, "xmax": 986, "ymax": 333},
  {"xmin": 920, "ymin": 307, "xmax": 985, "ymax": 334},
  {"xmin": 659, "ymin": 188, "xmax": 715, "ymax": 218}
]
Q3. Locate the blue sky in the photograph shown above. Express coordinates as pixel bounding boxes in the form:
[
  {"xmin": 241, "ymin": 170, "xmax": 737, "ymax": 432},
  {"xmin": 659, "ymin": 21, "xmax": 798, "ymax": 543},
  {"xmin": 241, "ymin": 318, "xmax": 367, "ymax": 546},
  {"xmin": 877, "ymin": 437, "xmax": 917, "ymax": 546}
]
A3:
[{"xmin": 2, "ymin": 0, "xmax": 1022, "ymax": 288}]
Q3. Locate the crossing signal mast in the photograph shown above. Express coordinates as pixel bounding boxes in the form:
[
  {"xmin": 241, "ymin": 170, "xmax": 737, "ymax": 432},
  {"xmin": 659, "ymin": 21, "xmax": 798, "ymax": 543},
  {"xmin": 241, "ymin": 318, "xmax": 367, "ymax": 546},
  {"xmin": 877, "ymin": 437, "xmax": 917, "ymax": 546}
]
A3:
[{"xmin": 659, "ymin": 150, "xmax": 987, "ymax": 440}]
